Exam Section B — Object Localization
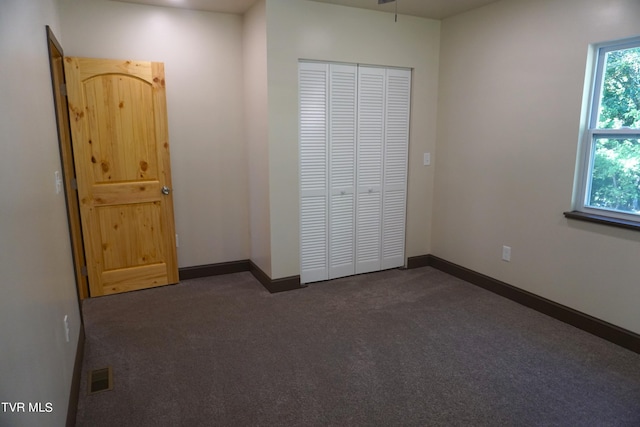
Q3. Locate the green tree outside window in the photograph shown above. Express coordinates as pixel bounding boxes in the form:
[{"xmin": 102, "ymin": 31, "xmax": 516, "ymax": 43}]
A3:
[{"xmin": 589, "ymin": 46, "xmax": 640, "ymax": 213}]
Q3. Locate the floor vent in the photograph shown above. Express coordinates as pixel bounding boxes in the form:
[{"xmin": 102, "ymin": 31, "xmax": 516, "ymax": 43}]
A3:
[{"xmin": 88, "ymin": 367, "xmax": 113, "ymax": 395}]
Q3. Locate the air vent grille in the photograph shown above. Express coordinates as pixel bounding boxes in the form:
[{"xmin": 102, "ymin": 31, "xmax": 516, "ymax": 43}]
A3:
[{"xmin": 88, "ymin": 367, "xmax": 113, "ymax": 395}]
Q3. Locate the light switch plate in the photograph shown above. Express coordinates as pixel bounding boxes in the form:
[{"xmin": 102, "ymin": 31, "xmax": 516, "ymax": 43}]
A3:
[
  {"xmin": 55, "ymin": 171, "xmax": 62, "ymax": 194},
  {"xmin": 423, "ymin": 152, "xmax": 431, "ymax": 166}
]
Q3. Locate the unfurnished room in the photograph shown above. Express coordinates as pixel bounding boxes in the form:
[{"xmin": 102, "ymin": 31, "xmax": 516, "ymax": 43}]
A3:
[{"xmin": 1, "ymin": 0, "xmax": 640, "ymax": 426}]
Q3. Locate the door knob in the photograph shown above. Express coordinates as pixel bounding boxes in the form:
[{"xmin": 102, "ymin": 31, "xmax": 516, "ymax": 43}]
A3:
[{"xmin": 161, "ymin": 186, "xmax": 171, "ymax": 195}]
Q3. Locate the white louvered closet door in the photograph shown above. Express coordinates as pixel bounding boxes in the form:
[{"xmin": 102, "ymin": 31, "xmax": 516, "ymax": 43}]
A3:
[
  {"xmin": 328, "ymin": 64, "xmax": 357, "ymax": 280},
  {"xmin": 299, "ymin": 62, "xmax": 411, "ymax": 284},
  {"xmin": 356, "ymin": 66, "xmax": 385, "ymax": 274},
  {"xmin": 299, "ymin": 62, "xmax": 329, "ymax": 284},
  {"xmin": 382, "ymin": 68, "xmax": 411, "ymax": 269}
]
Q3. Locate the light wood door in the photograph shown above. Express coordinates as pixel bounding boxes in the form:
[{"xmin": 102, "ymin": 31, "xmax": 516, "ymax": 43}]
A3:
[{"xmin": 64, "ymin": 57, "xmax": 178, "ymax": 297}]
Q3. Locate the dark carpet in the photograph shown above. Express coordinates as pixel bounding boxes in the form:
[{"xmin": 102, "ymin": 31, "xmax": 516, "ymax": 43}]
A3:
[{"xmin": 75, "ymin": 267, "xmax": 640, "ymax": 426}]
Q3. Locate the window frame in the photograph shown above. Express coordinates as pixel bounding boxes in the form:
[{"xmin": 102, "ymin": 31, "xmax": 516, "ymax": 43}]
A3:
[{"xmin": 572, "ymin": 36, "xmax": 640, "ymax": 226}]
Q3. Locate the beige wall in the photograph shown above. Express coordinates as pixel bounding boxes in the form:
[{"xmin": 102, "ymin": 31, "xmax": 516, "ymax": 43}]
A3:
[
  {"xmin": 266, "ymin": 0, "xmax": 440, "ymax": 278},
  {"xmin": 3, "ymin": 3, "xmax": 639, "ymax": 424},
  {"xmin": 243, "ymin": 0, "xmax": 272, "ymax": 276},
  {"xmin": 0, "ymin": 0, "xmax": 81, "ymax": 425},
  {"xmin": 435, "ymin": 0, "xmax": 640, "ymax": 333},
  {"xmin": 60, "ymin": 0, "xmax": 250, "ymax": 268}
]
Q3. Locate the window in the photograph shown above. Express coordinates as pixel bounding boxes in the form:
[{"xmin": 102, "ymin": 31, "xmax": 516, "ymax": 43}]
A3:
[{"xmin": 572, "ymin": 37, "xmax": 640, "ymax": 226}]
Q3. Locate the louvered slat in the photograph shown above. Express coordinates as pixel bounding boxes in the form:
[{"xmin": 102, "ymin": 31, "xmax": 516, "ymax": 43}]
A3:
[
  {"xmin": 357, "ymin": 70, "xmax": 384, "ymax": 188},
  {"xmin": 355, "ymin": 66, "xmax": 386, "ymax": 274},
  {"xmin": 299, "ymin": 62, "xmax": 329, "ymax": 283},
  {"xmin": 299, "ymin": 63, "xmax": 411, "ymax": 283},
  {"xmin": 329, "ymin": 64, "xmax": 357, "ymax": 279},
  {"xmin": 301, "ymin": 196, "xmax": 327, "ymax": 269},
  {"xmin": 330, "ymin": 193, "xmax": 355, "ymax": 277},
  {"xmin": 382, "ymin": 68, "xmax": 411, "ymax": 269},
  {"xmin": 356, "ymin": 191, "xmax": 382, "ymax": 273}
]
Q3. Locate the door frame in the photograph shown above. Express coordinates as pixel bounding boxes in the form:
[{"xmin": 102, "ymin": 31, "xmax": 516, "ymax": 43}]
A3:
[{"xmin": 46, "ymin": 26, "xmax": 89, "ymax": 301}]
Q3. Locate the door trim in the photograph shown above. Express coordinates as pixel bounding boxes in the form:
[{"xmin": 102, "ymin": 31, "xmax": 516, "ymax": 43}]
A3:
[{"xmin": 46, "ymin": 25, "xmax": 89, "ymax": 301}]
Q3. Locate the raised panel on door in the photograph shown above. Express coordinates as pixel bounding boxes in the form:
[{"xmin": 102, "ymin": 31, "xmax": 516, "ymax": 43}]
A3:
[
  {"xmin": 356, "ymin": 66, "xmax": 385, "ymax": 274},
  {"xmin": 329, "ymin": 63, "xmax": 357, "ymax": 279},
  {"xmin": 382, "ymin": 68, "xmax": 411, "ymax": 269},
  {"xmin": 299, "ymin": 62, "xmax": 329, "ymax": 284},
  {"xmin": 65, "ymin": 57, "xmax": 178, "ymax": 296}
]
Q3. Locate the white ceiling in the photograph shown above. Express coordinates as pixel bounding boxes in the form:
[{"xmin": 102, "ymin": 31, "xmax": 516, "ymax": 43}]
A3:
[{"xmin": 110, "ymin": 0, "xmax": 499, "ymax": 20}]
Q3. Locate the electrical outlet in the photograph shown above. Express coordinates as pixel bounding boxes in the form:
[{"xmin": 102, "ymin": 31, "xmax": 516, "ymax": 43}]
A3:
[
  {"xmin": 502, "ymin": 245, "xmax": 511, "ymax": 262},
  {"xmin": 63, "ymin": 315, "xmax": 70, "ymax": 343}
]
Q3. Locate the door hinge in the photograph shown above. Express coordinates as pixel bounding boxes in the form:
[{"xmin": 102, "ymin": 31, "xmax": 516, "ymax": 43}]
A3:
[
  {"xmin": 81, "ymin": 266, "xmax": 88, "ymax": 277},
  {"xmin": 71, "ymin": 178, "xmax": 78, "ymax": 190},
  {"xmin": 60, "ymin": 83, "xmax": 67, "ymax": 97}
]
